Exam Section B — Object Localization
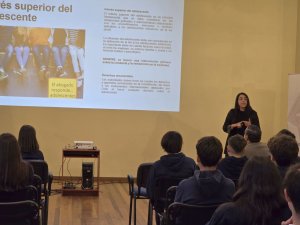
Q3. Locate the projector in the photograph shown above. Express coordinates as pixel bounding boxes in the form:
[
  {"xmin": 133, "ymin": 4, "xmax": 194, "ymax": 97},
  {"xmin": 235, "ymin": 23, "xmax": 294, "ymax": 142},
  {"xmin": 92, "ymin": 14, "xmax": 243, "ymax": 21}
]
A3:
[{"xmin": 74, "ymin": 141, "xmax": 94, "ymax": 150}]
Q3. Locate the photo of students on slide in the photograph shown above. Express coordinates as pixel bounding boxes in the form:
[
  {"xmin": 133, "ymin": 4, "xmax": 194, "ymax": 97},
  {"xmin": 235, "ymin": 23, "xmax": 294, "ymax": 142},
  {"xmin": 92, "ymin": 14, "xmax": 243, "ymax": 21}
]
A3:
[{"xmin": 0, "ymin": 25, "xmax": 86, "ymax": 99}]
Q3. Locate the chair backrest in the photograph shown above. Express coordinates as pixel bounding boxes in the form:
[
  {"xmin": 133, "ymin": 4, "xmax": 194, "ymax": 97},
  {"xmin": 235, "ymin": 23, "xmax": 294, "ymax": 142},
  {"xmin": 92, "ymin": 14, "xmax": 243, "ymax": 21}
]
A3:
[
  {"xmin": 0, "ymin": 185, "xmax": 38, "ymax": 203},
  {"xmin": 27, "ymin": 160, "xmax": 49, "ymax": 185},
  {"xmin": 136, "ymin": 162, "xmax": 153, "ymax": 195},
  {"xmin": 166, "ymin": 202, "xmax": 220, "ymax": 225},
  {"xmin": 0, "ymin": 200, "xmax": 39, "ymax": 225},
  {"xmin": 165, "ymin": 186, "xmax": 177, "ymax": 209},
  {"xmin": 153, "ymin": 177, "xmax": 184, "ymax": 211}
]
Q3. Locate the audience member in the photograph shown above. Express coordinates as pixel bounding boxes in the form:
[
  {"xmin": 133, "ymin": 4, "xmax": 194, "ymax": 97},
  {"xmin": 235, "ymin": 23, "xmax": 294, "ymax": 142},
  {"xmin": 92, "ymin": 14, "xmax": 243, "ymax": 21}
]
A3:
[
  {"xmin": 277, "ymin": 129, "xmax": 296, "ymax": 139},
  {"xmin": 147, "ymin": 131, "xmax": 196, "ymax": 225},
  {"xmin": 0, "ymin": 133, "xmax": 33, "ymax": 191},
  {"xmin": 175, "ymin": 136, "xmax": 235, "ymax": 205},
  {"xmin": 18, "ymin": 125, "xmax": 44, "ymax": 160},
  {"xmin": 268, "ymin": 134, "xmax": 299, "ymax": 178},
  {"xmin": 243, "ymin": 124, "xmax": 270, "ymax": 158},
  {"xmin": 207, "ymin": 157, "xmax": 291, "ymax": 225},
  {"xmin": 282, "ymin": 163, "xmax": 300, "ymax": 225},
  {"xmin": 217, "ymin": 134, "xmax": 247, "ymax": 183}
]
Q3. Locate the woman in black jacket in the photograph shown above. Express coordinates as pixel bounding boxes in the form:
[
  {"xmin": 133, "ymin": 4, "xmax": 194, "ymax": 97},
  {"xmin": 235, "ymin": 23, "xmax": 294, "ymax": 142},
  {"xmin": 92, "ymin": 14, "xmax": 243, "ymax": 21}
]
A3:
[{"xmin": 223, "ymin": 92, "xmax": 260, "ymax": 155}]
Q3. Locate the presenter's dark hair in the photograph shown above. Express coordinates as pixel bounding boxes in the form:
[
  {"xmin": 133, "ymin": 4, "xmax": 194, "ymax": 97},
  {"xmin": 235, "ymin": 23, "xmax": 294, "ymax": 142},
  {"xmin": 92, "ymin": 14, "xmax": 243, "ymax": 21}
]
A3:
[
  {"xmin": 234, "ymin": 92, "xmax": 252, "ymax": 111},
  {"xmin": 161, "ymin": 131, "xmax": 182, "ymax": 154},
  {"xmin": 245, "ymin": 125, "xmax": 261, "ymax": 142},
  {"xmin": 228, "ymin": 134, "xmax": 247, "ymax": 154},
  {"xmin": 18, "ymin": 125, "xmax": 39, "ymax": 153},
  {"xmin": 268, "ymin": 134, "xmax": 299, "ymax": 167},
  {"xmin": 234, "ymin": 157, "xmax": 286, "ymax": 224},
  {"xmin": 196, "ymin": 136, "xmax": 222, "ymax": 166},
  {"xmin": 0, "ymin": 133, "xmax": 32, "ymax": 191},
  {"xmin": 283, "ymin": 163, "xmax": 300, "ymax": 213}
]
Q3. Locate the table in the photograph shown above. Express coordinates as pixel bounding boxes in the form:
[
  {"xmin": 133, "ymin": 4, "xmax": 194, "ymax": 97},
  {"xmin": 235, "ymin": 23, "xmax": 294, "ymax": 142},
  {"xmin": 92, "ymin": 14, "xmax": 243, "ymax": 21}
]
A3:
[{"xmin": 61, "ymin": 148, "xmax": 100, "ymax": 196}]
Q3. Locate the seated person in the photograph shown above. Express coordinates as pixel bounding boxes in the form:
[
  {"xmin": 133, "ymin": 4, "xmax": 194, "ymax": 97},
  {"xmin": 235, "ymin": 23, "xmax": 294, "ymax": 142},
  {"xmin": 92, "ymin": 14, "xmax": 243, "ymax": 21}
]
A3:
[
  {"xmin": 282, "ymin": 163, "xmax": 300, "ymax": 225},
  {"xmin": 0, "ymin": 133, "xmax": 33, "ymax": 191},
  {"xmin": 244, "ymin": 125, "xmax": 270, "ymax": 158},
  {"xmin": 207, "ymin": 157, "xmax": 291, "ymax": 225},
  {"xmin": 147, "ymin": 131, "xmax": 196, "ymax": 225},
  {"xmin": 18, "ymin": 125, "xmax": 44, "ymax": 160},
  {"xmin": 268, "ymin": 134, "xmax": 299, "ymax": 178},
  {"xmin": 217, "ymin": 134, "xmax": 248, "ymax": 183},
  {"xmin": 175, "ymin": 136, "xmax": 235, "ymax": 205},
  {"xmin": 277, "ymin": 129, "xmax": 296, "ymax": 139}
]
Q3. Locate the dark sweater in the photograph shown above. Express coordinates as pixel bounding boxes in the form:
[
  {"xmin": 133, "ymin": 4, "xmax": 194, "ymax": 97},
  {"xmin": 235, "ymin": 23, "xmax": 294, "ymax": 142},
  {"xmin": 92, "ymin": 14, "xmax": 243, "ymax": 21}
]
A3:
[
  {"xmin": 21, "ymin": 149, "xmax": 44, "ymax": 160},
  {"xmin": 217, "ymin": 156, "xmax": 248, "ymax": 181},
  {"xmin": 146, "ymin": 152, "xmax": 196, "ymax": 200},
  {"xmin": 207, "ymin": 201, "xmax": 291, "ymax": 225},
  {"xmin": 174, "ymin": 170, "xmax": 235, "ymax": 205}
]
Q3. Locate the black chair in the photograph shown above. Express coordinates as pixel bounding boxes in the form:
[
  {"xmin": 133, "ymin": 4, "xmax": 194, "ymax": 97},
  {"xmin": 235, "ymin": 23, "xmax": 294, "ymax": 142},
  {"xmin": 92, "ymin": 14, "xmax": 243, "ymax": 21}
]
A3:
[
  {"xmin": 27, "ymin": 160, "xmax": 51, "ymax": 225},
  {"xmin": 152, "ymin": 177, "xmax": 186, "ymax": 225},
  {"xmin": 165, "ymin": 186, "xmax": 177, "ymax": 209},
  {"xmin": 127, "ymin": 162, "xmax": 153, "ymax": 225},
  {"xmin": 166, "ymin": 202, "xmax": 220, "ymax": 225},
  {"xmin": 0, "ymin": 185, "xmax": 38, "ymax": 203},
  {"xmin": 0, "ymin": 200, "xmax": 40, "ymax": 225}
]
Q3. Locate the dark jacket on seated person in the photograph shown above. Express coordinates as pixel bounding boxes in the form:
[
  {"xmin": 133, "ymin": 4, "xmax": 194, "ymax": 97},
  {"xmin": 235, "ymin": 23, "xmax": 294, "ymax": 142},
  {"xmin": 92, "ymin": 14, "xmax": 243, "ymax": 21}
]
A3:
[
  {"xmin": 174, "ymin": 170, "xmax": 235, "ymax": 205},
  {"xmin": 217, "ymin": 156, "xmax": 248, "ymax": 181},
  {"xmin": 207, "ymin": 201, "xmax": 291, "ymax": 225},
  {"xmin": 22, "ymin": 149, "xmax": 44, "ymax": 160},
  {"xmin": 146, "ymin": 152, "xmax": 196, "ymax": 200}
]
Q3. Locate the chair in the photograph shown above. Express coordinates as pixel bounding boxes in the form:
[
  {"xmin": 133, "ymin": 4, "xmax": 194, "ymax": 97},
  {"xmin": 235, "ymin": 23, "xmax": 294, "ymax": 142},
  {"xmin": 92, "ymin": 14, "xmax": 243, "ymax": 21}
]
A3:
[
  {"xmin": 27, "ymin": 160, "xmax": 51, "ymax": 225},
  {"xmin": 127, "ymin": 162, "xmax": 153, "ymax": 225},
  {"xmin": 165, "ymin": 186, "xmax": 177, "ymax": 209},
  {"xmin": 166, "ymin": 202, "xmax": 220, "ymax": 225},
  {"xmin": 152, "ymin": 177, "xmax": 186, "ymax": 225},
  {"xmin": 0, "ymin": 185, "xmax": 38, "ymax": 203},
  {"xmin": 0, "ymin": 200, "xmax": 40, "ymax": 225}
]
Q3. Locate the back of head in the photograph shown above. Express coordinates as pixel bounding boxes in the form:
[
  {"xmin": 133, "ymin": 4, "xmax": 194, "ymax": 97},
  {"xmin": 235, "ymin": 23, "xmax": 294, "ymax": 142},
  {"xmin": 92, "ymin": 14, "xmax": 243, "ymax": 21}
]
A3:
[
  {"xmin": 228, "ymin": 134, "xmax": 247, "ymax": 154},
  {"xmin": 196, "ymin": 136, "xmax": 222, "ymax": 167},
  {"xmin": 284, "ymin": 163, "xmax": 300, "ymax": 214},
  {"xmin": 161, "ymin": 131, "xmax": 182, "ymax": 154},
  {"xmin": 234, "ymin": 157, "xmax": 284, "ymax": 223},
  {"xmin": 276, "ymin": 129, "xmax": 296, "ymax": 139},
  {"xmin": 18, "ymin": 125, "xmax": 39, "ymax": 153},
  {"xmin": 245, "ymin": 124, "xmax": 261, "ymax": 143},
  {"xmin": 268, "ymin": 134, "xmax": 299, "ymax": 167},
  {"xmin": 0, "ymin": 133, "xmax": 29, "ymax": 191}
]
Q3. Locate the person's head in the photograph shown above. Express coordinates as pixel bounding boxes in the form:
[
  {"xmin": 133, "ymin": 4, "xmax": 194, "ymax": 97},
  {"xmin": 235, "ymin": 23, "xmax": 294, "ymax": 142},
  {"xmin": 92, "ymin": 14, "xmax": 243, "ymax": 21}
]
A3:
[
  {"xmin": 161, "ymin": 131, "xmax": 183, "ymax": 154},
  {"xmin": 277, "ymin": 129, "xmax": 296, "ymax": 139},
  {"xmin": 227, "ymin": 134, "xmax": 247, "ymax": 155},
  {"xmin": 234, "ymin": 157, "xmax": 285, "ymax": 223},
  {"xmin": 196, "ymin": 136, "xmax": 223, "ymax": 167},
  {"xmin": 18, "ymin": 125, "xmax": 39, "ymax": 153},
  {"xmin": 244, "ymin": 124, "xmax": 261, "ymax": 143},
  {"xmin": 268, "ymin": 134, "xmax": 299, "ymax": 167},
  {"xmin": 0, "ymin": 133, "xmax": 30, "ymax": 191},
  {"xmin": 234, "ymin": 92, "xmax": 252, "ymax": 111},
  {"xmin": 283, "ymin": 163, "xmax": 300, "ymax": 214}
]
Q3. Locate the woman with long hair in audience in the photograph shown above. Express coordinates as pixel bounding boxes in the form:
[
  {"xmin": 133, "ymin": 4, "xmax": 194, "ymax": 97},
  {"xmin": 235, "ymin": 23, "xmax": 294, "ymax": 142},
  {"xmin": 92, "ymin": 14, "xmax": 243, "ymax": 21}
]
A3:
[
  {"xmin": 207, "ymin": 157, "xmax": 291, "ymax": 225},
  {"xmin": 0, "ymin": 133, "xmax": 33, "ymax": 191},
  {"xmin": 18, "ymin": 124, "xmax": 44, "ymax": 160}
]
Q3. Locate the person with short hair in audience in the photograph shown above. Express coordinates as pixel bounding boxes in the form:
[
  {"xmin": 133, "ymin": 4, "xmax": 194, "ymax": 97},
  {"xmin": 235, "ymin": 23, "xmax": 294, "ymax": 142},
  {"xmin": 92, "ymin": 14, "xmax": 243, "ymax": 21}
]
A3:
[
  {"xmin": 277, "ymin": 129, "xmax": 296, "ymax": 139},
  {"xmin": 207, "ymin": 157, "xmax": 291, "ymax": 225},
  {"xmin": 281, "ymin": 163, "xmax": 300, "ymax": 225},
  {"xmin": 175, "ymin": 136, "xmax": 235, "ymax": 205},
  {"xmin": 0, "ymin": 133, "xmax": 34, "ymax": 191},
  {"xmin": 243, "ymin": 124, "xmax": 270, "ymax": 158},
  {"xmin": 268, "ymin": 134, "xmax": 299, "ymax": 178},
  {"xmin": 217, "ymin": 134, "xmax": 248, "ymax": 183},
  {"xmin": 147, "ymin": 131, "xmax": 196, "ymax": 225},
  {"xmin": 18, "ymin": 124, "xmax": 44, "ymax": 160}
]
